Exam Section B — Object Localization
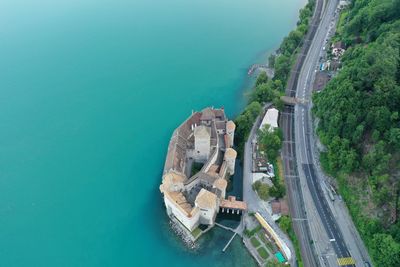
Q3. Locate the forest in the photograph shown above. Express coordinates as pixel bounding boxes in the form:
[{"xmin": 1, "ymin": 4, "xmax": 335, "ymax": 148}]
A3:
[{"xmin": 312, "ymin": 0, "xmax": 400, "ymax": 266}]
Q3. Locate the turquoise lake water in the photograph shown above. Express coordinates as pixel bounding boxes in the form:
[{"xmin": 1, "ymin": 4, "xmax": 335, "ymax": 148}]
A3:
[{"xmin": 0, "ymin": 0, "xmax": 305, "ymax": 266}]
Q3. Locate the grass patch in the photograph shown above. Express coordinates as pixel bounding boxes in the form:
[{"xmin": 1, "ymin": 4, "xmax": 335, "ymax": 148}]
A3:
[
  {"xmin": 276, "ymin": 157, "xmax": 285, "ymax": 184},
  {"xmin": 244, "ymin": 224, "xmax": 262, "ymax": 237},
  {"xmin": 250, "ymin": 237, "xmax": 261, "ymax": 248},
  {"xmin": 191, "ymin": 227, "xmax": 202, "ymax": 239},
  {"xmin": 258, "ymin": 231, "xmax": 268, "ymax": 244},
  {"xmin": 257, "ymin": 231, "xmax": 275, "ymax": 252},
  {"xmin": 257, "ymin": 247, "xmax": 269, "ymax": 260}
]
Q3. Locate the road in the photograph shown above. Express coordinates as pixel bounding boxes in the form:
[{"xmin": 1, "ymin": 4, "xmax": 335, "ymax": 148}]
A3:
[
  {"xmin": 242, "ymin": 104, "xmax": 297, "ymax": 266},
  {"xmin": 280, "ymin": 0, "xmax": 325, "ymax": 266},
  {"xmin": 287, "ymin": 0, "xmax": 372, "ymax": 266}
]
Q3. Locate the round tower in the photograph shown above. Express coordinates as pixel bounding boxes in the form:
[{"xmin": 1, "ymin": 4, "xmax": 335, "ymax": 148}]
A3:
[
  {"xmin": 224, "ymin": 148, "xmax": 237, "ymax": 175},
  {"xmin": 226, "ymin": 120, "xmax": 236, "ymax": 147}
]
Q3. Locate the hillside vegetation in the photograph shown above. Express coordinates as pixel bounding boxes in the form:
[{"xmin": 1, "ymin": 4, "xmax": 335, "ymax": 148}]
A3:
[{"xmin": 312, "ymin": 0, "xmax": 400, "ymax": 266}]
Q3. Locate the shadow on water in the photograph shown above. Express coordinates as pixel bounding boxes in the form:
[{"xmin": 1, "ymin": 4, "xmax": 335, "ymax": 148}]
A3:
[{"xmin": 216, "ymin": 159, "xmax": 243, "ymax": 229}]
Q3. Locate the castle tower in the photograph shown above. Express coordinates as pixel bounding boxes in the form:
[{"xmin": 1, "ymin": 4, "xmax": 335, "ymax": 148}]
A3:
[
  {"xmin": 224, "ymin": 148, "xmax": 237, "ymax": 175},
  {"xmin": 213, "ymin": 178, "xmax": 227, "ymax": 199},
  {"xmin": 194, "ymin": 125, "xmax": 211, "ymax": 161},
  {"xmin": 226, "ymin": 120, "xmax": 236, "ymax": 148}
]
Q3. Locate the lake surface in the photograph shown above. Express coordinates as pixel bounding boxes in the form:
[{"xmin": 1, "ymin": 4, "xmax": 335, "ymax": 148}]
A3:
[{"xmin": 0, "ymin": 0, "xmax": 305, "ymax": 266}]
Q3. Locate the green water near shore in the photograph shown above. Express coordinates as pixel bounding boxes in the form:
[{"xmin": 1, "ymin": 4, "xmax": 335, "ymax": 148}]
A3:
[{"xmin": 0, "ymin": 0, "xmax": 305, "ymax": 266}]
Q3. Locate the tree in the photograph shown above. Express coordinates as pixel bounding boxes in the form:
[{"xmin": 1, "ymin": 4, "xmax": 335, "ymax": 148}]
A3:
[
  {"xmin": 312, "ymin": 1, "xmax": 400, "ymax": 265},
  {"xmin": 278, "ymin": 216, "xmax": 292, "ymax": 233},
  {"xmin": 269, "ymin": 183, "xmax": 286, "ymax": 199},
  {"xmin": 268, "ymin": 54, "xmax": 276, "ymax": 68},
  {"xmin": 389, "ymin": 128, "xmax": 400, "ymax": 149},
  {"xmin": 370, "ymin": 233, "xmax": 400, "ymax": 267},
  {"xmin": 258, "ymin": 126, "xmax": 283, "ymax": 160},
  {"xmin": 255, "ymin": 71, "xmax": 268, "ymax": 86},
  {"xmin": 274, "ymin": 55, "xmax": 291, "ymax": 82},
  {"xmin": 235, "ymin": 101, "xmax": 262, "ymax": 149},
  {"xmin": 253, "ymin": 181, "xmax": 269, "ymax": 201}
]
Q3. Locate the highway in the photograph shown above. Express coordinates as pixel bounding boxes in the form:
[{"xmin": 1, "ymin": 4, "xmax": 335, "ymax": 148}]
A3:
[
  {"xmin": 282, "ymin": 0, "xmax": 372, "ymax": 266},
  {"xmin": 280, "ymin": 0, "xmax": 324, "ymax": 266}
]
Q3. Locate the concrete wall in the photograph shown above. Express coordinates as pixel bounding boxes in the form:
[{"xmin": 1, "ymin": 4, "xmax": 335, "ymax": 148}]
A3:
[
  {"xmin": 164, "ymin": 195, "xmax": 199, "ymax": 231},
  {"xmin": 225, "ymin": 154, "xmax": 236, "ymax": 175},
  {"xmin": 198, "ymin": 207, "xmax": 216, "ymax": 225},
  {"xmin": 203, "ymin": 148, "xmax": 219, "ymax": 173},
  {"xmin": 226, "ymin": 128, "xmax": 234, "ymax": 147}
]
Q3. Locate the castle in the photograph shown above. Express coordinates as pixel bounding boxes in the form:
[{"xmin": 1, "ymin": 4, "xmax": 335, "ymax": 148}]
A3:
[{"xmin": 160, "ymin": 107, "xmax": 246, "ymax": 232}]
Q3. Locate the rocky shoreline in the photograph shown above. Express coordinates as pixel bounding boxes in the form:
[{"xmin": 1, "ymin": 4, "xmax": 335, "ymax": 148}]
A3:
[{"xmin": 169, "ymin": 218, "xmax": 198, "ymax": 250}]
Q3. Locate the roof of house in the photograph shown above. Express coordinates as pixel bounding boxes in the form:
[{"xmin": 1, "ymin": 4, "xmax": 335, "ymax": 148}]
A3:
[
  {"xmin": 194, "ymin": 125, "xmax": 211, "ymax": 138},
  {"xmin": 225, "ymin": 148, "xmax": 237, "ymax": 158},
  {"xmin": 215, "ymin": 121, "xmax": 226, "ymax": 130},
  {"xmin": 195, "ymin": 188, "xmax": 217, "ymax": 209},
  {"xmin": 226, "ymin": 120, "xmax": 236, "ymax": 131},
  {"xmin": 213, "ymin": 178, "xmax": 227, "ymax": 191},
  {"xmin": 166, "ymin": 191, "xmax": 194, "ymax": 215},
  {"xmin": 260, "ymin": 108, "xmax": 279, "ymax": 131},
  {"xmin": 271, "ymin": 201, "xmax": 281, "ymax": 214},
  {"xmin": 271, "ymin": 199, "xmax": 289, "ymax": 215},
  {"xmin": 160, "ymin": 172, "xmax": 186, "ymax": 193},
  {"xmin": 280, "ymin": 200, "xmax": 289, "ymax": 215},
  {"xmin": 220, "ymin": 196, "xmax": 247, "ymax": 210},
  {"xmin": 200, "ymin": 108, "xmax": 216, "ymax": 121}
]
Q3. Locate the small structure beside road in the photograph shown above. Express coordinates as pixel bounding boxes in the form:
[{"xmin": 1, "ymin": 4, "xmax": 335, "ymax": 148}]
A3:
[
  {"xmin": 271, "ymin": 199, "xmax": 290, "ymax": 220},
  {"xmin": 255, "ymin": 212, "xmax": 291, "ymax": 262},
  {"xmin": 332, "ymin": 41, "xmax": 346, "ymax": 59},
  {"xmin": 339, "ymin": 0, "xmax": 350, "ymax": 9},
  {"xmin": 259, "ymin": 108, "xmax": 279, "ymax": 132}
]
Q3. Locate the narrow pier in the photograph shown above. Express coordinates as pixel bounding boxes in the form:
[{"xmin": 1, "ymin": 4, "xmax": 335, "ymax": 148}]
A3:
[
  {"xmin": 222, "ymin": 232, "xmax": 237, "ymax": 252},
  {"xmin": 215, "ymin": 222, "xmax": 236, "ymax": 233}
]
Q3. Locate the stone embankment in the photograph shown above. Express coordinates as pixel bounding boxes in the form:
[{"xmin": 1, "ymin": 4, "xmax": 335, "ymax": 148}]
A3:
[{"xmin": 169, "ymin": 218, "xmax": 198, "ymax": 250}]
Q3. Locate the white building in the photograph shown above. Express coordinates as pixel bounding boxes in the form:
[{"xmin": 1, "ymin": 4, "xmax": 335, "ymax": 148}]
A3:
[{"xmin": 260, "ymin": 108, "xmax": 279, "ymax": 132}]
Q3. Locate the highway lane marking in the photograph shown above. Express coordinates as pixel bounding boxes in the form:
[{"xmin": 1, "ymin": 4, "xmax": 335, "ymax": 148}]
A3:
[{"xmin": 337, "ymin": 257, "xmax": 355, "ymax": 266}]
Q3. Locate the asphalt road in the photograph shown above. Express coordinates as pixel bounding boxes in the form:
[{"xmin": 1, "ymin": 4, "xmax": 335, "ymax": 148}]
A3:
[
  {"xmin": 291, "ymin": 0, "xmax": 372, "ymax": 266},
  {"xmin": 294, "ymin": 0, "xmax": 352, "ymax": 262}
]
